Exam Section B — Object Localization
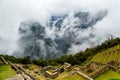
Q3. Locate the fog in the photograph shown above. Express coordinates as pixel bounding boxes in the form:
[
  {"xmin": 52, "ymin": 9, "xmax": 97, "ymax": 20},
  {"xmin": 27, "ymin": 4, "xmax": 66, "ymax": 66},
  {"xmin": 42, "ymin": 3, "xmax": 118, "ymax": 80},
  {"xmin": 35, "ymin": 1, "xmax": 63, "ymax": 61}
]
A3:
[{"xmin": 0, "ymin": 0, "xmax": 120, "ymax": 58}]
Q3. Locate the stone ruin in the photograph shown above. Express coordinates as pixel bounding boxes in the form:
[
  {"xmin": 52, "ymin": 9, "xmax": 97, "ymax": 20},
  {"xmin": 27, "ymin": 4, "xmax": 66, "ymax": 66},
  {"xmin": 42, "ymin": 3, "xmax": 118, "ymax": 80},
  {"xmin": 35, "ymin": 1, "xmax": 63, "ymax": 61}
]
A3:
[
  {"xmin": 79, "ymin": 61, "xmax": 120, "ymax": 78},
  {"xmin": 63, "ymin": 62, "xmax": 72, "ymax": 71},
  {"xmin": 80, "ymin": 62, "xmax": 105, "ymax": 74},
  {"xmin": 41, "ymin": 62, "xmax": 72, "ymax": 79},
  {"xmin": 41, "ymin": 66, "xmax": 58, "ymax": 79},
  {"xmin": 0, "ymin": 56, "xmax": 8, "ymax": 65},
  {"xmin": 0, "ymin": 56, "xmax": 38, "ymax": 80},
  {"xmin": 44, "ymin": 71, "xmax": 58, "ymax": 79},
  {"xmin": 107, "ymin": 60, "xmax": 120, "ymax": 69},
  {"xmin": 2, "ymin": 55, "xmax": 120, "ymax": 80}
]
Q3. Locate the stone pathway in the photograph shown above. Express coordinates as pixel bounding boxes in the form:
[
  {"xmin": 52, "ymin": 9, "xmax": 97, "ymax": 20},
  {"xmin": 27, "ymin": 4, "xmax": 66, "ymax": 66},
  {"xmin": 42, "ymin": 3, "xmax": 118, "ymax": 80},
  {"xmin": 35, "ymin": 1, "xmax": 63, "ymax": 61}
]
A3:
[
  {"xmin": 76, "ymin": 71, "xmax": 93, "ymax": 80},
  {"xmin": 6, "ymin": 74, "xmax": 24, "ymax": 80}
]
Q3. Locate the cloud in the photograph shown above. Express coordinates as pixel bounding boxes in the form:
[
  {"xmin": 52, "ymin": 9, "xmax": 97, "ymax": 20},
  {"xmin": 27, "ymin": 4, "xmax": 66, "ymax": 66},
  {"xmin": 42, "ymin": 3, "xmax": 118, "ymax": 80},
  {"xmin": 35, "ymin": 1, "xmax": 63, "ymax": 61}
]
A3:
[{"xmin": 0, "ymin": 0, "xmax": 120, "ymax": 56}]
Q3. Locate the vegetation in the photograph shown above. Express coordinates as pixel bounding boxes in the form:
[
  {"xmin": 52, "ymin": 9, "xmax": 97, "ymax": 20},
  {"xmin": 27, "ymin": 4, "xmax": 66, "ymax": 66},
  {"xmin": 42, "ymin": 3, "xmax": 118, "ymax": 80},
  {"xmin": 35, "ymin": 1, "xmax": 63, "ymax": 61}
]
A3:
[
  {"xmin": 55, "ymin": 71, "xmax": 83, "ymax": 80},
  {"xmin": 1, "ymin": 37, "xmax": 120, "ymax": 67},
  {"xmin": 0, "ymin": 55, "xmax": 32, "ymax": 64},
  {"xmin": 95, "ymin": 70, "xmax": 120, "ymax": 80},
  {"xmin": 56, "ymin": 73, "xmax": 85, "ymax": 80},
  {"xmin": 1, "ymin": 37, "xmax": 120, "ymax": 80},
  {"xmin": 90, "ymin": 44, "xmax": 120, "ymax": 63},
  {"xmin": 0, "ymin": 65, "xmax": 16, "ymax": 80},
  {"xmin": 31, "ymin": 37, "xmax": 120, "ymax": 66}
]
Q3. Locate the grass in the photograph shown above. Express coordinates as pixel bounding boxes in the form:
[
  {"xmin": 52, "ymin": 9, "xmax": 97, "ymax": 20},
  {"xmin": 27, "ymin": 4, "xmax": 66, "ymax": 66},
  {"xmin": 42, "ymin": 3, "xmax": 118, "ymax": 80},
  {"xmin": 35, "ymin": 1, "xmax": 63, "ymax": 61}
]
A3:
[
  {"xmin": 0, "ymin": 65, "xmax": 16, "ymax": 80},
  {"xmin": 90, "ymin": 45, "xmax": 120, "ymax": 63},
  {"xmin": 110, "ymin": 78, "xmax": 120, "ymax": 80},
  {"xmin": 56, "ymin": 73, "xmax": 84, "ymax": 80},
  {"xmin": 54, "ymin": 64, "xmax": 62, "ymax": 68},
  {"xmin": 55, "ymin": 71, "xmax": 84, "ymax": 80},
  {"xmin": 95, "ymin": 70, "xmax": 120, "ymax": 80},
  {"xmin": 29, "ymin": 64, "xmax": 40, "ymax": 71},
  {"xmin": 56, "ymin": 71, "xmax": 71, "ymax": 79},
  {"xmin": 47, "ymin": 69, "xmax": 54, "ymax": 73}
]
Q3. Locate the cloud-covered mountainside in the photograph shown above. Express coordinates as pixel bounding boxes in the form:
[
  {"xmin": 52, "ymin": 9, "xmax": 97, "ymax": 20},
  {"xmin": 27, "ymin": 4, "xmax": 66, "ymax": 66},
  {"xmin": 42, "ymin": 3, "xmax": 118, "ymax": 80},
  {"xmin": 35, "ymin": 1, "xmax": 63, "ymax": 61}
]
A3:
[{"xmin": 13, "ymin": 10, "xmax": 107, "ymax": 59}]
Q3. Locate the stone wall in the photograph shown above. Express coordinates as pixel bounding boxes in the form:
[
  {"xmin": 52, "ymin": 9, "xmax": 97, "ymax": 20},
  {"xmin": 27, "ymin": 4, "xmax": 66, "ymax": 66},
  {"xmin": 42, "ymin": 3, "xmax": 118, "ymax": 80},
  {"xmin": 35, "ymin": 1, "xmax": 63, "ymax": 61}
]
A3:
[
  {"xmin": 63, "ymin": 62, "xmax": 72, "ymax": 71},
  {"xmin": 0, "ymin": 56, "xmax": 8, "ymax": 64},
  {"xmin": 88, "ymin": 65, "xmax": 109, "ymax": 78},
  {"xmin": 44, "ymin": 71, "xmax": 58, "ymax": 79},
  {"xmin": 108, "ymin": 60, "xmax": 120, "ymax": 68},
  {"xmin": 80, "ymin": 61, "xmax": 120, "ymax": 78},
  {"xmin": 80, "ymin": 62, "xmax": 105, "ymax": 74}
]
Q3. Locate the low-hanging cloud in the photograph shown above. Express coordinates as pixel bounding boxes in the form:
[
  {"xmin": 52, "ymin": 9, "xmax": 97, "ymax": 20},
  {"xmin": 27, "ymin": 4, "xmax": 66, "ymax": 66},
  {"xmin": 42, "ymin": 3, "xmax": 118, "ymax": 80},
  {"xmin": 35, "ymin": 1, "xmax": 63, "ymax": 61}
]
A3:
[{"xmin": 0, "ymin": 0, "xmax": 120, "ymax": 59}]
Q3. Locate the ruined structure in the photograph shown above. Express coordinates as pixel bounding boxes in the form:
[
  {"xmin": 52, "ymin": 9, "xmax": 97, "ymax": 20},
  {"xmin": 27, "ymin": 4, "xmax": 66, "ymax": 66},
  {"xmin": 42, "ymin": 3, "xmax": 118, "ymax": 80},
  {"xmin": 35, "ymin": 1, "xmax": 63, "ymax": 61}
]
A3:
[
  {"xmin": 0, "ymin": 56, "xmax": 8, "ymax": 64},
  {"xmin": 1, "ymin": 55, "xmax": 120, "ymax": 80},
  {"xmin": 63, "ymin": 62, "xmax": 72, "ymax": 71},
  {"xmin": 108, "ymin": 60, "xmax": 120, "ymax": 69},
  {"xmin": 0, "ymin": 56, "xmax": 38, "ymax": 80},
  {"xmin": 44, "ymin": 71, "xmax": 58, "ymax": 79},
  {"xmin": 80, "ymin": 61, "xmax": 120, "ymax": 78},
  {"xmin": 41, "ymin": 66, "xmax": 59, "ymax": 79},
  {"xmin": 41, "ymin": 62, "xmax": 72, "ymax": 79},
  {"xmin": 80, "ymin": 62, "xmax": 105, "ymax": 74}
]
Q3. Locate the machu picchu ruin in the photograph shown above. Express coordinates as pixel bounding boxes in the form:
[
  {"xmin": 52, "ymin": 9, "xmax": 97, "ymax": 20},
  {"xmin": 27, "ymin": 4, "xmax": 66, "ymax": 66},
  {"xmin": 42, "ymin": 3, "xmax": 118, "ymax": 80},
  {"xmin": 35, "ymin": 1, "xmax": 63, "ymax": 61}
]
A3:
[
  {"xmin": 1, "ymin": 38, "xmax": 120, "ymax": 80},
  {"xmin": 1, "ymin": 41, "xmax": 120, "ymax": 80},
  {"xmin": 0, "ymin": 1, "xmax": 120, "ymax": 80}
]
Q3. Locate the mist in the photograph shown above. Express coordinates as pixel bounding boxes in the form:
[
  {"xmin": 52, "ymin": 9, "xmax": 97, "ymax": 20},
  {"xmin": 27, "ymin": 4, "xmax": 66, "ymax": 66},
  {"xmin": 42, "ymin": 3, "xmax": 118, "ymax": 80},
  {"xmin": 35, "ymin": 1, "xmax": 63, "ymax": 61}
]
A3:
[{"xmin": 0, "ymin": 0, "xmax": 120, "ymax": 59}]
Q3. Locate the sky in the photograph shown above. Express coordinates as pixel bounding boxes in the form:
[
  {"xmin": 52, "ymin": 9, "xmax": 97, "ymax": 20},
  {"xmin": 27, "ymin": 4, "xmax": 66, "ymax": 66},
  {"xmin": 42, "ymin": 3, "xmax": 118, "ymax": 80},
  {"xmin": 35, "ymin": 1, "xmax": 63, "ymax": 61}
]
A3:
[{"xmin": 0, "ymin": 0, "xmax": 120, "ymax": 55}]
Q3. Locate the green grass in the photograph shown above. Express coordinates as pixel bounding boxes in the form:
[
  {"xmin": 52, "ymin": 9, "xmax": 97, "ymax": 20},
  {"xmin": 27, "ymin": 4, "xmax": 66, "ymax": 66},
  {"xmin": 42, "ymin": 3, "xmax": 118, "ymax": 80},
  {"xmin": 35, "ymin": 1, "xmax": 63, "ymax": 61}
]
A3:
[
  {"xmin": 109, "ymin": 78, "xmax": 120, "ymax": 80},
  {"xmin": 95, "ymin": 70, "xmax": 120, "ymax": 80},
  {"xmin": 56, "ymin": 71, "xmax": 70, "ymax": 79},
  {"xmin": 57, "ymin": 74, "xmax": 85, "ymax": 80},
  {"xmin": 56, "ymin": 71, "xmax": 84, "ymax": 80},
  {"xmin": 0, "ymin": 65, "xmax": 16, "ymax": 80},
  {"xmin": 90, "ymin": 45, "xmax": 120, "ymax": 63},
  {"xmin": 54, "ymin": 64, "xmax": 62, "ymax": 68}
]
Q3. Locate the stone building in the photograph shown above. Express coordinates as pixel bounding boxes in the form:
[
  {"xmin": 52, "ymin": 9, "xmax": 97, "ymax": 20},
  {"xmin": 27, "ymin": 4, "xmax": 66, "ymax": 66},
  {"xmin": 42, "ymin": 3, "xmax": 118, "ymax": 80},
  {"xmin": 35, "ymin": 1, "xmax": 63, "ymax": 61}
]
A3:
[
  {"xmin": 80, "ymin": 62, "xmax": 105, "ymax": 74},
  {"xmin": 63, "ymin": 62, "xmax": 72, "ymax": 71}
]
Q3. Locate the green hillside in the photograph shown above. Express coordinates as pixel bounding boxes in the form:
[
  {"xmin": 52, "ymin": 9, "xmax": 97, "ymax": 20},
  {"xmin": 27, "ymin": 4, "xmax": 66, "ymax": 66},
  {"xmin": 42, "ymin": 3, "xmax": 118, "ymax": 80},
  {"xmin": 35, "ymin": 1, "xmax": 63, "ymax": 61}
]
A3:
[
  {"xmin": 0, "ymin": 65, "xmax": 16, "ymax": 80},
  {"xmin": 95, "ymin": 70, "xmax": 120, "ymax": 80},
  {"xmin": 90, "ymin": 44, "xmax": 120, "ymax": 63},
  {"xmin": 88, "ymin": 44, "xmax": 120, "ymax": 80}
]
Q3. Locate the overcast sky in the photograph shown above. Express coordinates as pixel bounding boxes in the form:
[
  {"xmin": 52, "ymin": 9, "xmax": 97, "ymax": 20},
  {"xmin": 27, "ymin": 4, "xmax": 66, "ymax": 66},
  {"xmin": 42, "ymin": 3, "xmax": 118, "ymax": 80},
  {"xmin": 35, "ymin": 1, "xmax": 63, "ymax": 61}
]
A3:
[{"xmin": 0, "ymin": 0, "xmax": 120, "ymax": 54}]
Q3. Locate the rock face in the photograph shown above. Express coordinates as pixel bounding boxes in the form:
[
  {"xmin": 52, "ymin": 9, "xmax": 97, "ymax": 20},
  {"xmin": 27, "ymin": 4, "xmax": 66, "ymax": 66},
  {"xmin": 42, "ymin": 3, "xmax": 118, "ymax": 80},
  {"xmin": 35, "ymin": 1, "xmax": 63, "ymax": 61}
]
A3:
[{"xmin": 14, "ymin": 10, "xmax": 107, "ymax": 59}]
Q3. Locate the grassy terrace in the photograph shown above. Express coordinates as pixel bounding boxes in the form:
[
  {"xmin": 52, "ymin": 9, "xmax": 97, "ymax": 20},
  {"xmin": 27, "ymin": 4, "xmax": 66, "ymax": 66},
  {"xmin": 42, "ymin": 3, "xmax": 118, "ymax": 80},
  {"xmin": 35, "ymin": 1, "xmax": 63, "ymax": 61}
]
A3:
[
  {"xmin": 95, "ymin": 70, "xmax": 120, "ymax": 80},
  {"xmin": 90, "ymin": 45, "xmax": 120, "ymax": 63},
  {"xmin": 56, "ymin": 71, "xmax": 85, "ymax": 80},
  {"xmin": 27, "ymin": 64, "xmax": 46, "ymax": 80},
  {"xmin": 56, "ymin": 74, "xmax": 85, "ymax": 80},
  {"xmin": 0, "ymin": 65, "xmax": 16, "ymax": 80}
]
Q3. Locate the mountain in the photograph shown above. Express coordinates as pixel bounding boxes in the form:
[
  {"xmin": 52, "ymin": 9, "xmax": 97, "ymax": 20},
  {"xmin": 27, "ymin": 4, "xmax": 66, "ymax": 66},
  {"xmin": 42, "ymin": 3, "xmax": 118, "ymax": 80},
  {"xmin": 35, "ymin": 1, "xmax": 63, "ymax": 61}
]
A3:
[
  {"xmin": 14, "ymin": 10, "xmax": 107, "ymax": 59},
  {"xmin": 1, "ymin": 37, "xmax": 120, "ymax": 80}
]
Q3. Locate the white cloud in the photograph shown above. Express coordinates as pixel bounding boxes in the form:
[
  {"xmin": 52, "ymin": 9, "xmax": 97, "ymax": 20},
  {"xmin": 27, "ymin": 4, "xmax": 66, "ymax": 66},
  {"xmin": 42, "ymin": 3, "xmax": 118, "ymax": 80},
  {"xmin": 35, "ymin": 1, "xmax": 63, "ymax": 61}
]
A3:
[{"xmin": 0, "ymin": 0, "xmax": 120, "ymax": 55}]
